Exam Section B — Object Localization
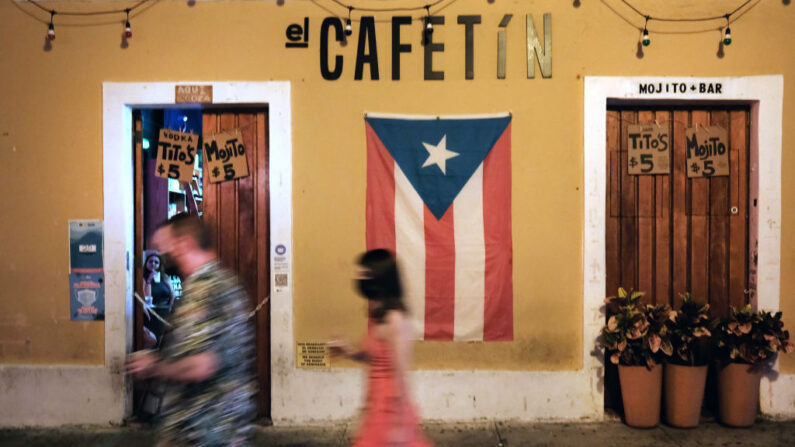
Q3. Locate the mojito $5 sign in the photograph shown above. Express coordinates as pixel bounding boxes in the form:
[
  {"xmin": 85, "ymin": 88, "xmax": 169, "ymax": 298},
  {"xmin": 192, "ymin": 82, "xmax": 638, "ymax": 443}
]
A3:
[
  {"xmin": 155, "ymin": 129, "xmax": 198, "ymax": 183},
  {"xmin": 203, "ymin": 129, "xmax": 250, "ymax": 183},
  {"xmin": 627, "ymin": 123, "xmax": 670, "ymax": 175},
  {"xmin": 685, "ymin": 126, "xmax": 729, "ymax": 178}
]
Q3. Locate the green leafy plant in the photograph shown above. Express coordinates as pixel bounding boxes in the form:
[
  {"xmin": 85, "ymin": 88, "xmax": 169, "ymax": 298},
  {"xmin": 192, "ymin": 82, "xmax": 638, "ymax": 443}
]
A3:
[
  {"xmin": 715, "ymin": 305, "xmax": 794, "ymax": 365},
  {"xmin": 601, "ymin": 287, "xmax": 673, "ymax": 369},
  {"xmin": 667, "ymin": 293, "xmax": 713, "ymax": 366}
]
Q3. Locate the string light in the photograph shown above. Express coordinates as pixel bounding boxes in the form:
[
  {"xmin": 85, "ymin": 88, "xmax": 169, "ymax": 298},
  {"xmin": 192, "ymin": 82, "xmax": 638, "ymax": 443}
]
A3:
[
  {"xmin": 25, "ymin": 0, "xmax": 454, "ymax": 46},
  {"xmin": 425, "ymin": 5, "xmax": 433, "ymax": 35},
  {"xmin": 26, "ymin": 0, "xmax": 151, "ymax": 44},
  {"xmin": 621, "ymin": 0, "xmax": 752, "ymax": 47},
  {"xmin": 345, "ymin": 6, "xmax": 353, "ymax": 36},
  {"xmin": 125, "ymin": 9, "xmax": 132, "ymax": 39},
  {"xmin": 328, "ymin": 0, "xmax": 449, "ymax": 13},
  {"xmin": 47, "ymin": 10, "xmax": 55, "ymax": 41}
]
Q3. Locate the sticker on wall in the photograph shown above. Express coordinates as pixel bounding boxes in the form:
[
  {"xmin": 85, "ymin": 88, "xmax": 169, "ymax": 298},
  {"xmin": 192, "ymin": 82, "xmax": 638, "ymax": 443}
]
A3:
[
  {"xmin": 273, "ymin": 244, "xmax": 289, "ymax": 293},
  {"xmin": 685, "ymin": 126, "xmax": 729, "ymax": 178},
  {"xmin": 156, "ymin": 128, "xmax": 198, "ymax": 183},
  {"xmin": 69, "ymin": 272, "xmax": 105, "ymax": 321},
  {"xmin": 296, "ymin": 341, "xmax": 330, "ymax": 369},
  {"xmin": 69, "ymin": 220, "xmax": 103, "ymax": 273},
  {"xmin": 203, "ymin": 128, "xmax": 250, "ymax": 183},
  {"xmin": 627, "ymin": 123, "xmax": 670, "ymax": 175}
]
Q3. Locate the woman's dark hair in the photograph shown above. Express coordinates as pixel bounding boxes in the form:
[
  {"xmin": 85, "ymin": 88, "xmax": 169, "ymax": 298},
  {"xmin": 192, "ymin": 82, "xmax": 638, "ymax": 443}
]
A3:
[{"xmin": 357, "ymin": 249, "xmax": 406, "ymax": 322}]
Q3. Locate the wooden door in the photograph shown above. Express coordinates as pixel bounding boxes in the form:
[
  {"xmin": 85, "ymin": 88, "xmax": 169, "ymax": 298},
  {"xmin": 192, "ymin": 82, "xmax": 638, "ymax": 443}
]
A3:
[
  {"xmin": 202, "ymin": 109, "xmax": 271, "ymax": 420},
  {"xmin": 604, "ymin": 105, "xmax": 753, "ymax": 414},
  {"xmin": 605, "ymin": 106, "xmax": 752, "ymax": 316}
]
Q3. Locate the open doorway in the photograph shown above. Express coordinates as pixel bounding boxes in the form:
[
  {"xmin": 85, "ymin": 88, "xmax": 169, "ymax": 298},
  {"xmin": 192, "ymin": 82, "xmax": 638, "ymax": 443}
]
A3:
[{"xmin": 131, "ymin": 107, "xmax": 272, "ymax": 421}]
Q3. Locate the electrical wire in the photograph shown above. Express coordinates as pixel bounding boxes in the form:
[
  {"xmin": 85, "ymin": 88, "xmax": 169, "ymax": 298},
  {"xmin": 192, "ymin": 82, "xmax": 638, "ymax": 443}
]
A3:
[
  {"xmin": 327, "ymin": 0, "xmax": 451, "ymax": 13},
  {"xmin": 621, "ymin": 0, "xmax": 753, "ymax": 23},
  {"xmin": 26, "ymin": 0, "xmax": 152, "ymax": 17}
]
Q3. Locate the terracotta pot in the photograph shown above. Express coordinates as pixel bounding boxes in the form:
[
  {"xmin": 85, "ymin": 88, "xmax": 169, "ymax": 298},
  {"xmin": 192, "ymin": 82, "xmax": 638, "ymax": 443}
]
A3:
[
  {"xmin": 664, "ymin": 364, "xmax": 708, "ymax": 428},
  {"xmin": 718, "ymin": 362, "xmax": 762, "ymax": 427},
  {"xmin": 618, "ymin": 363, "xmax": 663, "ymax": 428}
]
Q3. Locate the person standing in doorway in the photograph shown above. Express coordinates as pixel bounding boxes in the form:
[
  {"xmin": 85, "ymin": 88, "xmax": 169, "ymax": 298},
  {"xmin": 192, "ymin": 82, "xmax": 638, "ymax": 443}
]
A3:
[
  {"xmin": 127, "ymin": 213, "xmax": 256, "ymax": 447},
  {"xmin": 328, "ymin": 249, "xmax": 433, "ymax": 447},
  {"xmin": 141, "ymin": 250, "xmax": 175, "ymax": 348}
]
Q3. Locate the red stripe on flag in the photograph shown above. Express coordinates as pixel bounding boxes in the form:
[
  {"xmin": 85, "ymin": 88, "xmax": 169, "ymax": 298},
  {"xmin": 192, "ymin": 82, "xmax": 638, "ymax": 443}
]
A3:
[
  {"xmin": 424, "ymin": 205, "xmax": 455, "ymax": 340},
  {"xmin": 365, "ymin": 122, "xmax": 396, "ymax": 253},
  {"xmin": 483, "ymin": 123, "xmax": 514, "ymax": 341},
  {"xmin": 365, "ymin": 123, "xmax": 396, "ymax": 329}
]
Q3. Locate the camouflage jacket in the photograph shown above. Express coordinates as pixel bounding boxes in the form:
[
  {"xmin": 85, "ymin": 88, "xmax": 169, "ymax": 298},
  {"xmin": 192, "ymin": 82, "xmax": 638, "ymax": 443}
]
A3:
[{"xmin": 159, "ymin": 261, "xmax": 257, "ymax": 447}]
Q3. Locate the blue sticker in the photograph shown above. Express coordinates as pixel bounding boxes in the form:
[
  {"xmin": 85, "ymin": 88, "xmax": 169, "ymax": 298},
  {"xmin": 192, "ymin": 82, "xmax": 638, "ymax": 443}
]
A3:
[{"xmin": 275, "ymin": 244, "xmax": 286, "ymax": 255}]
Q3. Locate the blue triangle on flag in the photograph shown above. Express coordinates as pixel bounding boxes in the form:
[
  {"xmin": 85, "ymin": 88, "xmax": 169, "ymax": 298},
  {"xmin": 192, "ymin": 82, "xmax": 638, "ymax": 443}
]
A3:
[{"xmin": 366, "ymin": 115, "xmax": 511, "ymax": 220}]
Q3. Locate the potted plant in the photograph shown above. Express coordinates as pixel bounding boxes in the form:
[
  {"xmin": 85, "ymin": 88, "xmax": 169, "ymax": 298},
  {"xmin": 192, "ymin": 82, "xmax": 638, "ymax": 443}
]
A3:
[
  {"xmin": 601, "ymin": 287, "xmax": 673, "ymax": 428},
  {"xmin": 663, "ymin": 293, "xmax": 713, "ymax": 428},
  {"xmin": 715, "ymin": 305, "xmax": 794, "ymax": 427}
]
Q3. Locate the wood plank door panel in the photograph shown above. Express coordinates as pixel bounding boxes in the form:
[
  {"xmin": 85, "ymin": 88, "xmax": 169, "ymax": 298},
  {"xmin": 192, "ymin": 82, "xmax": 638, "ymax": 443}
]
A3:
[
  {"xmin": 202, "ymin": 109, "xmax": 271, "ymax": 420},
  {"xmin": 606, "ymin": 106, "xmax": 751, "ymax": 314}
]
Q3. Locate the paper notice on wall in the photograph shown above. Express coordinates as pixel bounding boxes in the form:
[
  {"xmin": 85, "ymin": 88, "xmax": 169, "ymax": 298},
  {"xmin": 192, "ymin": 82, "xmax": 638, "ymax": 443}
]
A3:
[
  {"xmin": 627, "ymin": 124, "xmax": 670, "ymax": 175},
  {"xmin": 69, "ymin": 220, "xmax": 104, "ymax": 273},
  {"xmin": 685, "ymin": 126, "xmax": 729, "ymax": 178},
  {"xmin": 69, "ymin": 272, "xmax": 105, "ymax": 321},
  {"xmin": 203, "ymin": 128, "xmax": 250, "ymax": 183},
  {"xmin": 296, "ymin": 342, "xmax": 330, "ymax": 369},
  {"xmin": 155, "ymin": 128, "xmax": 198, "ymax": 183}
]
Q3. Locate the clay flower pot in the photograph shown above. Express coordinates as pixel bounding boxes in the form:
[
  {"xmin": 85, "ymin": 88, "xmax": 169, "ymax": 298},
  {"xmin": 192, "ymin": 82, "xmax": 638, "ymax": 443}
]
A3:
[
  {"xmin": 664, "ymin": 363, "xmax": 708, "ymax": 428},
  {"xmin": 718, "ymin": 362, "xmax": 762, "ymax": 427},
  {"xmin": 618, "ymin": 363, "xmax": 663, "ymax": 428}
]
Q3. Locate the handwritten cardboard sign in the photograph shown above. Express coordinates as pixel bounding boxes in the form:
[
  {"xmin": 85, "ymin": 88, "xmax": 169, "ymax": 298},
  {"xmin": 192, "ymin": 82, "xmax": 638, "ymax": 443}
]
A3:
[
  {"xmin": 175, "ymin": 85, "xmax": 212, "ymax": 103},
  {"xmin": 627, "ymin": 124, "xmax": 670, "ymax": 175},
  {"xmin": 155, "ymin": 129, "xmax": 198, "ymax": 183},
  {"xmin": 685, "ymin": 126, "xmax": 729, "ymax": 178},
  {"xmin": 296, "ymin": 342, "xmax": 329, "ymax": 369},
  {"xmin": 203, "ymin": 129, "xmax": 250, "ymax": 183}
]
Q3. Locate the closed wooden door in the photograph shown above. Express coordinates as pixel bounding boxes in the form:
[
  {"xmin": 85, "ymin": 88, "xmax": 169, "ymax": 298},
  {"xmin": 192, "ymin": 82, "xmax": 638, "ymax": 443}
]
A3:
[
  {"xmin": 202, "ymin": 109, "xmax": 271, "ymax": 420},
  {"xmin": 605, "ymin": 106, "xmax": 753, "ymax": 317}
]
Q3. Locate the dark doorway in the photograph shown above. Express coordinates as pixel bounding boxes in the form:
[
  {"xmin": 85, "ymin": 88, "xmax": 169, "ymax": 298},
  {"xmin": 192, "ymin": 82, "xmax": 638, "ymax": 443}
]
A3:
[{"xmin": 132, "ymin": 107, "xmax": 272, "ymax": 421}]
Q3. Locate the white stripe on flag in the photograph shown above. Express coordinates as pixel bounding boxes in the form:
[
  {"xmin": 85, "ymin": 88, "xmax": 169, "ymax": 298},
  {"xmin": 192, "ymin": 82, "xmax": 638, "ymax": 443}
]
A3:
[
  {"xmin": 453, "ymin": 163, "xmax": 486, "ymax": 341},
  {"xmin": 394, "ymin": 163, "xmax": 426, "ymax": 339}
]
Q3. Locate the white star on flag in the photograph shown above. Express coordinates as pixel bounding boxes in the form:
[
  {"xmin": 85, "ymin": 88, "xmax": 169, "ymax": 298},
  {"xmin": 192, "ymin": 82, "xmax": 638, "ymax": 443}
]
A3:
[{"xmin": 421, "ymin": 135, "xmax": 459, "ymax": 175}]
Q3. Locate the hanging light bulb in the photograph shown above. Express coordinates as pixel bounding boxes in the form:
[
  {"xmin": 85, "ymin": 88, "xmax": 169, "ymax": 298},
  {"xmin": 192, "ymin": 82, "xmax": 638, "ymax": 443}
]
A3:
[
  {"xmin": 345, "ymin": 6, "xmax": 353, "ymax": 36},
  {"xmin": 124, "ymin": 9, "xmax": 132, "ymax": 39},
  {"xmin": 47, "ymin": 11, "xmax": 56, "ymax": 41},
  {"xmin": 641, "ymin": 16, "xmax": 650, "ymax": 46},
  {"xmin": 425, "ymin": 5, "xmax": 433, "ymax": 35},
  {"xmin": 723, "ymin": 15, "xmax": 732, "ymax": 46}
]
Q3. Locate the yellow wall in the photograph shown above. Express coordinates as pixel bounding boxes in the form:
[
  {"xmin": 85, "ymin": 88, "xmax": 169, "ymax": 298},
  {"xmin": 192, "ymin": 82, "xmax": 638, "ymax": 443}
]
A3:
[{"xmin": 0, "ymin": 0, "xmax": 793, "ymax": 372}]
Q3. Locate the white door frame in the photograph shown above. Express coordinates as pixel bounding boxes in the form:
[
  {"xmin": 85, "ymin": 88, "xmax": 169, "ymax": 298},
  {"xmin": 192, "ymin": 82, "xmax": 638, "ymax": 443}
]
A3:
[
  {"xmin": 583, "ymin": 75, "xmax": 790, "ymax": 417},
  {"xmin": 102, "ymin": 81, "xmax": 293, "ymax": 420}
]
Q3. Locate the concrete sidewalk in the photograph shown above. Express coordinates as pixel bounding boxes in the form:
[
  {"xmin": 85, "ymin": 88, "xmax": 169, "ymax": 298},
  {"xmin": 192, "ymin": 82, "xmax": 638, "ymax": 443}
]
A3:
[{"xmin": 1, "ymin": 419, "xmax": 794, "ymax": 446}]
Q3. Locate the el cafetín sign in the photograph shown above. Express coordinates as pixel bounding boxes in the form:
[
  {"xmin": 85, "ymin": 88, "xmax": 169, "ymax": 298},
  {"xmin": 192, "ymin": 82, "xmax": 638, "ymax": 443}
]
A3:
[{"xmin": 284, "ymin": 13, "xmax": 552, "ymax": 81}]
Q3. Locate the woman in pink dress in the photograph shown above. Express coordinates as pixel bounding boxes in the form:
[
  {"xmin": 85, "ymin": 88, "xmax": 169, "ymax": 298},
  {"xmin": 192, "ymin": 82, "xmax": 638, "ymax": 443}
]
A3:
[{"xmin": 329, "ymin": 249, "xmax": 433, "ymax": 447}]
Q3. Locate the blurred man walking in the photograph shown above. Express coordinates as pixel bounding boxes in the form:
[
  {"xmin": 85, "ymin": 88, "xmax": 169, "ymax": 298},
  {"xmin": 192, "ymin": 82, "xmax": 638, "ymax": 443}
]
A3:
[{"xmin": 127, "ymin": 213, "xmax": 256, "ymax": 447}]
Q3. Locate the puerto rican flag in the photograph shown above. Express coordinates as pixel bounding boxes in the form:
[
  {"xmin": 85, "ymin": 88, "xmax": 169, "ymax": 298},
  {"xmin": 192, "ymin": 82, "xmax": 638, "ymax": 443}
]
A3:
[{"xmin": 365, "ymin": 113, "xmax": 513, "ymax": 341}]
